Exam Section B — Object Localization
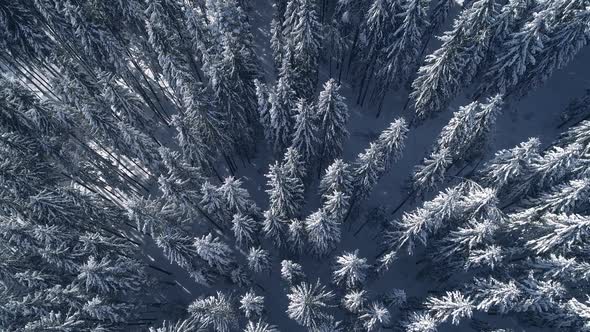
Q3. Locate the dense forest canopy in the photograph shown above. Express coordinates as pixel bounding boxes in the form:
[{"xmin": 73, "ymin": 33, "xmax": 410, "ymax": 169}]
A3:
[{"xmin": 0, "ymin": 0, "xmax": 589, "ymax": 331}]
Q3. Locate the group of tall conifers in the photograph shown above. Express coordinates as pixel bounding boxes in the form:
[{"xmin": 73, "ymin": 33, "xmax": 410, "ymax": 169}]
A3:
[{"xmin": 0, "ymin": 0, "xmax": 589, "ymax": 331}]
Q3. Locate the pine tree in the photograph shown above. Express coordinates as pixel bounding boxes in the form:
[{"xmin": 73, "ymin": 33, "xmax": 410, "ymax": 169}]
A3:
[
  {"xmin": 265, "ymin": 162, "xmax": 304, "ymax": 219},
  {"xmin": 282, "ymin": 146, "xmax": 307, "ymax": 181},
  {"xmin": 255, "ymin": 79, "xmax": 273, "ymax": 143},
  {"xmin": 404, "ymin": 312, "xmax": 439, "ymax": 332},
  {"xmin": 375, "ymin": 0, "xmax": 430, "ymax": 101},
  {"xmin": 189, "ymin": 291, "xmax": 238, "ymax": 332},
  {"xmin": 411, "ymin": 148, "xmax": 453, "ymax": 193},
  {"xmin": 317, "ymin": 79, "xmax": 350, "ymax": 169},
  {"xmin": 219, "ymin": 176, "xmax": 260, "ymax": 217},
  {"xmin": 305, "ymin": 209, "xmax": 341, "ymax": 257},
  {"xmin": 478, "ymin": 7, "xmax": 551, "ymax": 97},
  {"xmin": 231, "ymin": 213, "xmax": 258, "ymax": 247},
  {"xmin": 319, "ymin": 159, "xmax": 353, "ymax": 200},
  {"xmin": 247, "ymin": 247, "xmax": 272, "ymax": 274},
  {"xmin": 410, "ymin": 0, "xmax": 500, "ymax": 120},
  {"xmin": 262, "ymin": 210, "xmax": 287, "ymax": 248},
  {"xmin": 343, "ymin": 289, "xmax": 368, "ymax": 313},
  {"xmin": 269, "ymin": 56, "xmax": 297, "ymax": 155},
  {"xmin": 526, "ymin": 213, "xmax": 590, "ymax": 254},
  {"xmin": 478, "ymin": 137, "xmax": 541, "ymax": 199},
  {"xmin": 245, "ymin": 319, "xmax": 280, "ymax": 332},
  {"xmin": 287, "ymin": 280, "xmax": 335, "ymax": 327},
  {"xmin": 281, "ymin": 260, "xmax": 306, "ymax": 284},
  {"xmin": 332, "ymin": 250, "xmax": 370, "ymax": 288},
  {"xmin": 360, "ymin": 301, "xmax": 391, "ymax": 331},
  {"xmin": 425, "ymin": 290, "xmax": 474, "ymax": 325},
  {"xmin": 201, "ymin": 181, "xmax": 229, "ymax": 224},
  {"xmin": 323, "ymin": 190, "xmax": 350, "ymax": 222},
  {"xmin": 271, "ymin": 17, "xmax": 284, "ymax": 70},
  {"xmin": 412, "ymin": 96, "xmax": 502, "ymax": 193},
  {"xmin": 351, "ymin": 118, "xmax": 408, "ymax": 206},
  {"xmin": 351, "ymin": 142, "xmax": 386, "ymax": 203},
  {"xmin": 193, "ymin": 233, "xmax": 235, "ymax": 274},
  {"xmin": 483, "ymin": 1, "xmax": 590, "ymax": 98},
  {"xmin": 240, "ymin": 291, "xmax": 265, "ymax": 318},
  {"xmin": 283, "ymin": 0, "xmax": 323, "ymax": 98},
  {"xmin": 287, "ymin": 218, "xmax": 307, "ymax": 254},
  {"xmin": 291, "ymin": 98, "xmax": 320, "ymax": 165}
]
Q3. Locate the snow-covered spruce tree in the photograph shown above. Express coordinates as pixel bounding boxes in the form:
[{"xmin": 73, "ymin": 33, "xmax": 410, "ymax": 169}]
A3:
[
  {"xmin": 403, "ymin": 312, "xmax": 439, "ymax": 332},
  {"xmin": 287, "ymin": 280, "xmax": 335, "ymax": 328},
  {"xmin": 374, "ymin": 0, "xmax": 430, "ymax": 104},
  {"xmin": 410, "ymin": 0, "xmax": 500, "ymax": 120},
  {"xmin": 283, "ymin": 146, "xmax": 307, "ymax": 180},
  {"xmin": 269, "ymin": 54, "xmax": 298, "ymax": 155},
  {"xmin": 359, "ymin": 301, "xmax": 391, "ymax": 331},
  {"xmin": 271, "ymin": 16, "xmax": 285, "ymax": 70},
  {"xmin": 305, "ymin": 209, "xmax": 341, "ymax": 257},
  {"xmin": 201, "ymin": 181, "xmax": 230, "ymax": 224},
  {"xmin": 262, "ymin": 209, "xmax": 288, "ymax": 248},
  {"xmin": 351, "ymin": 0, "xmax": 400, "ymax": 105},
  {"xmin": 240, "ymin": 290, "xmax": 265, "ymax": 319},
  {"xmin": 525, "ymin": 213, "xmax": 590, "ymax": 255},
  {"xmin": 145, "ymin": 0, "xmax": 201, "ymax": 97},
  {"xmin": 412, "ymin": 96, "xmax": 503, "ymax": 194},
  {"xmin": 343, "ymin": 289, "xmax": 368, "ymax": 313},
  {"xmin": 382, "ymin": 181, "xmax": 502, "ymax": 265},
  {"xmin": 425, "ymin": 290, "xmax": 474, "ymax": 326},
  {"xmin": 291, "ymin": 98, "xmax": 320, "ymax": 165},
  {"xmin": 219, "ymin": 176, "xmax": 260, "ymax": 217},
  {"xmin": 203, "ymin": 0, "xmax": 260, "ymax": 157},
  {"xmin": 480, "ymin": 0, "xmax": 590, "ymax": 98},
  {"xmin": 282, "ymin": 0, "xmax": 323, "ymax": 98},
  {"xmin": 323, "ymin": 18, "xmax": 346, "ymax": 78},
  {"xmin": 244, "ymin": 319, "xmax": 280, "ymax": 332},
  {"xmin": 560, "ymin": 89, "xmax": 590, "ymax": 124},
  {"xmin": 265, "ymin": 161, "xmax": 304, "ymax": 219},
  {"xmin": 516, "ymin": 177, "xmax": 590, "ymax": 218},
  {"xmin": 156, "ymin": 227, "xmax": 214, "ymax": 285},
  {"xmin": 255, "ymin": 79, "xmax": 273, "ymax": 143},
  {"xmin": 247, "ymin": 247, "xmax": 272, "ymax": 274},
  {"xmin": 281, "ymin": 259, "xmax": 306, "ymax": 284},
  {"xmin": 193, "ymin": 233, "xmax": 236, "ymax": 274},
  {"xmin": 477, "ymin": 6, "xmax": 551, "ymax": 97},
  {"xmin": 466, "ymin": 273, "xmax": 568, "ymax": 325},
  {"xmin": 317, "ymin": 78, "xmax": 350, "ymax": 170},
  {"xmin": 558, "ymin": 119, "xmax": 590, "ymax": 153},
  {"xmin": 435, "ymin": 217, "xmax": 503, "ymax": 269},
  {"xmin": 324, "ymin": 190, "xmax": 351, "ymax": 222},
  {"xmin": 530, "ymin": 254, "xmax": 590, "ymax": 282},
  {"xmin": 288, "ymin": 217, "xmax": 308, "ymax": 255},
  {"xmin": 332, "ymin": 250, "xmax": 370, "ymax": 288},
  {"xmin": 189, "ymin": 291, "xmax": 238, "ymax": 332},
  {"xmin": 350, "ymin": 118, "xmax": 409, "ymax": 215},
  {"xmin": 231, "ymin": 213, "xmax": 259, "ymax": 247},
  {"xmin": 319, "ymin": 159, "xmax": 354, "ymax": 200},
  {"xmin": 477, "ymin": 137, "xmax": 541, "ymax": 200},
  {"xmin": 487, "ymin": 142, "xmax": 587, "ymax": 205},
  {"xmin": 171, "ymin": 113, "xmax": 217, "ymax": 177},
  {"xmin": 158, "ymin": 147, "xmax": 227, "ymax": 232}
]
